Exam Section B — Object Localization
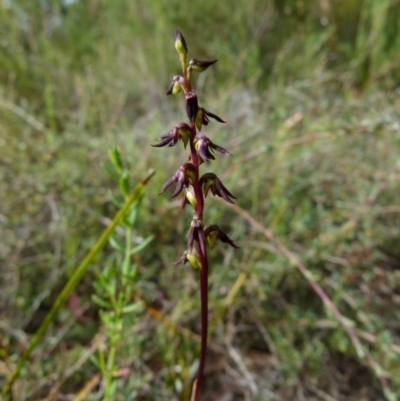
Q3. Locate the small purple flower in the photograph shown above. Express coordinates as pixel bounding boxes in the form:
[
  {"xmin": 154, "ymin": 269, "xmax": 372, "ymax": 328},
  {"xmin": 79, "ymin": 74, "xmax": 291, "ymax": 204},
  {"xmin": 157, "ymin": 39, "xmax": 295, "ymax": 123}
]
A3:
[
  {"xmin": 199, "ymin": 172, "xmax": 236, "ymax": 204},
  {"xmin": 194, "ymin": 133, "xmax": 231, "ymax": 162},
  {"xmin": 152, "ymin": 123, "xmax": 192, "ymax": 149},
  {"xmin": 160, "ymin": 163, "xmax": 196, "ymax": 198}
]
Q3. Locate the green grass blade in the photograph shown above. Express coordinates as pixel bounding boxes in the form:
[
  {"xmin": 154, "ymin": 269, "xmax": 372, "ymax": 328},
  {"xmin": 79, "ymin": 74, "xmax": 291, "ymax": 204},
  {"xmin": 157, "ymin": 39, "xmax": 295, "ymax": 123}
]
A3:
[{"xmin": 1, "ymin": 169, "xmax": 155, "ymax": 397}]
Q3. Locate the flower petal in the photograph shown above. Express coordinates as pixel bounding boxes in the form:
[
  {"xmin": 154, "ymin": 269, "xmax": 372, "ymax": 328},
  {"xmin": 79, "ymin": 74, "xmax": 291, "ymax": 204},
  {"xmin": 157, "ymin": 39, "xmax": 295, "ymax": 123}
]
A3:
[
  {"xmin": 160, "ymin": 175, "xmax": 177, "ymax": 194},
  {"xmin": 204, "ymin": 109, "xmax": 226, "ymax": 123},
  {"xmin": 211, "ymin": 143, "xmax": 231, "ymax": 156}
]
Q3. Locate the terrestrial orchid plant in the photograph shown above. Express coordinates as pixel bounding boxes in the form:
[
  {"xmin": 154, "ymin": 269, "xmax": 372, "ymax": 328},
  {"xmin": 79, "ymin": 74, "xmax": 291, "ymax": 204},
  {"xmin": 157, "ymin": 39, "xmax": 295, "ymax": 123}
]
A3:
[{"xmin": 152, "ymin": 31, "xmax": 239, "ymax": 400}]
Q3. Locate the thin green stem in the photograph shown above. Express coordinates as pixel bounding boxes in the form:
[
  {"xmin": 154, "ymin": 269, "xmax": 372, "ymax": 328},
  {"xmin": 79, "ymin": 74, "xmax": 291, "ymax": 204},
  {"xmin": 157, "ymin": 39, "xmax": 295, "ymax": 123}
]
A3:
[
  {"xmin": 103, "ymin": 181, "xmax": 137, "ymax": 400},
  {"xmin": 122, "ymin": 223, "xmax": 133, "ymax": 286},
  {"xmin": 1, "ymin": 170, "xmax": 155, "ymax": 398},
  {"xmin": 98, "ymin": 338, "xmax": 107, "ymax": 378},
  {"xmin": 104, "ymin": 339, "xmax": 118, "ymax": 400}
]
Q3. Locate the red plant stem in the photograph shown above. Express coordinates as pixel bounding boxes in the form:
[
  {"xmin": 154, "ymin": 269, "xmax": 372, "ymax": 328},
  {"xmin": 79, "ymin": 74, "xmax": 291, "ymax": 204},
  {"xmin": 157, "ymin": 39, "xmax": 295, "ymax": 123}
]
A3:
[
  {"xmin": 189, "ymin": 120, "xmax": 208, "ymax": 401},
  {"xmin": 182, "ymin": 59, "xmax": 208, "ymax": 400},
  {"xmin": 194, "ymin": 246, "xmax": 208, "ymax": 401}
]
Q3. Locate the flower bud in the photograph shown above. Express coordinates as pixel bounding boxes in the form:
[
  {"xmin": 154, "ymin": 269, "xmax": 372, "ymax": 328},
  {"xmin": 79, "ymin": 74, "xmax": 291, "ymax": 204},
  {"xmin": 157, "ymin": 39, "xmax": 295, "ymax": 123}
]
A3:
[
  {"xmin": 189, "ymin": 58, "xmax": 218, "ymax": 72},
  {"xmin": 175, "ymin": 30, "xmax": 188, "ymax": 55},
  {"xmin": 166, "ymin": 76, "xmax": 183, "ymax": 95},
  {"xmin": 185, "ymin": 92, "xmax": 199, "ymax": 124}
]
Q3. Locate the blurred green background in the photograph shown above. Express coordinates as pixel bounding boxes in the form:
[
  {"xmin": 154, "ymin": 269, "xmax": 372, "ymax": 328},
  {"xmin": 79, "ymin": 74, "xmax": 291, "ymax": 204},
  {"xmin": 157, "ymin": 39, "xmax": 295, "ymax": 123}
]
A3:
[{"xmin": 1, "ymin": 0, "xmax": 400, "ymax": 400}]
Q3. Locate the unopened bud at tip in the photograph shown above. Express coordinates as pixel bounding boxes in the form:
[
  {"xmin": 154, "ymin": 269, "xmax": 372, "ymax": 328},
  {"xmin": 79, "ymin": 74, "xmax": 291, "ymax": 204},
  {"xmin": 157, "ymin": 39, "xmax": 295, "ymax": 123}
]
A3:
[{"xmin": 175, "ymin": 30, "xmax": 188, "ymax": 55}]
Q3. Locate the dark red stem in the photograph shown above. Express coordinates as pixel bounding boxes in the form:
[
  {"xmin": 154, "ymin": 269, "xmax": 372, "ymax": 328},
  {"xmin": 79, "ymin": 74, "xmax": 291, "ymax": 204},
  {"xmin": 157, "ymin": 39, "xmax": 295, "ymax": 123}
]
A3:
[
  {"xmin": 193, "ymin": 244, "xmax": 208, "ymax": 401},
  {"xmin": 189, "ymin": 120, "xmax": 208, "ymax": 401}
]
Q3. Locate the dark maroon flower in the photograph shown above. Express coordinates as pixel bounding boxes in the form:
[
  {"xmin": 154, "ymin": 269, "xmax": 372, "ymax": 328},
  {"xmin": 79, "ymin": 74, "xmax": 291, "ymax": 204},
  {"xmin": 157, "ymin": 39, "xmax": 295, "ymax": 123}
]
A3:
[
  {"xmin": 194, "ymin": 133, "xmax": 231, "ymax": 162},
  {"xmin": 160, "ymin": 163, "xmax": 196, "ymax": 198},
  {"xmin": 152, "ymin": 123, "xmax": 192, "ymax": 149},
  {"xmin": 204, "ymin": 224, "xmax": 239, "ymax": 249},
  {"xmin": 199, "ymin": 172, "xmax": 236, "ymax": 204}
]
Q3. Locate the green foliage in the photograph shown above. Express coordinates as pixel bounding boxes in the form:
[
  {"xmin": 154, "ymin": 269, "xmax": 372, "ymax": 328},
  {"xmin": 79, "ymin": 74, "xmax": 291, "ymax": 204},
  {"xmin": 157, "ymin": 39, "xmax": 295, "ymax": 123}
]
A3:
[{"xmin": 91, "ymin": 149, "xmax": 153, "ymax": 400}]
